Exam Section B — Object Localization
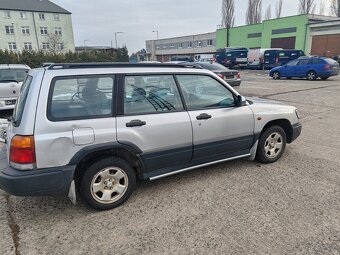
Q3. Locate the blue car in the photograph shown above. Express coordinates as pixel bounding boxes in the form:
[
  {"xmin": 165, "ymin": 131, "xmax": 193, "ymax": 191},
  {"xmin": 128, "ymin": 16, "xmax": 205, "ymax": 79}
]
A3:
[{"xmin": 270, "ymin": 56, "xmax": 340, "ymax": 80}]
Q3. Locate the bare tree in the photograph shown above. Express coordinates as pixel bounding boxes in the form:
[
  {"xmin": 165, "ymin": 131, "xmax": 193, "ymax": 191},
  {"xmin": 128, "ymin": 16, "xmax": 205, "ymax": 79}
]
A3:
[
  {"xmin": 246, "ymin": 0, "xmax": 262, "ymax": 25},
  {"xmin": 221, "ymin": 0, "xmax": 235, "ymax": 29},
  {"xmin": 275, "ymin": 0, "xmax": 283, "ymax": 18},
  {"xmin": 298, "ymin": 0, "xmax": 316, "ymax": 14},
  {"xmin": 330, "ymin": 0, "xmax": 340, "ymax": 17},
  {"xmin": 264, "ymin": 4, "xmax": 272, "ymax": 20},
  {"xmin": 318, "ymin": 1, "xmax": 325, "ymax": 15},
  {"xmin": 46, "ymin": 33, "xmax": 65, "ymax": 53}
]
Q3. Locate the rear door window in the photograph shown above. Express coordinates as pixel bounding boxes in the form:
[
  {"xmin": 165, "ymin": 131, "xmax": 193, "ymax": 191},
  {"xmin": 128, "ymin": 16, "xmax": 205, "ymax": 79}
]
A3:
[{"xmin": 48, "ymin": 75, "xmax": 114, "ymax": 121}]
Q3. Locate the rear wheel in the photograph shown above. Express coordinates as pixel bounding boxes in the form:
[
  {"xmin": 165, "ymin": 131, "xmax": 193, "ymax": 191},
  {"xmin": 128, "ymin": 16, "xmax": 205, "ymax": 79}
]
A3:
[
  {"xmin": 307, "ymin": 71, "xmax": 317, "ymax": 81},
  {"xmin": 272, "ymin": 71, "xmax": 281, "ymax": 80},
  {"xmin": 256, "ymin": 126, "xmax": 287, "ymax": 163},
  {"xmin": 80, "ymin": 157, "xmax": 136, "ymax": 210},
  {"xmin": 321, "ymin": 76, "xmax": 330, "ymax": 80}
]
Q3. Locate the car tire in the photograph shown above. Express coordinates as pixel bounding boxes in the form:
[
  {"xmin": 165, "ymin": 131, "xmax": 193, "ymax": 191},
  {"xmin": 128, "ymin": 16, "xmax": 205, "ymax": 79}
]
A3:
[
  {"xmin": 321, "ymin": 76, "xmax": 330, "ymax": 80},
  {"xmin": 272, "ymin": 71, "xmax": 281, "ymax": 80},
  {"xmin": 80, "ymin": 157, "xmax": 136, "ymax": 210},
  {"xmin": 307, "ymin": 71, "xmax": 317, "ymax": 81},
  {"xmin": 256, "ymin": 126, "xmax": 287, "ymax": 163}
]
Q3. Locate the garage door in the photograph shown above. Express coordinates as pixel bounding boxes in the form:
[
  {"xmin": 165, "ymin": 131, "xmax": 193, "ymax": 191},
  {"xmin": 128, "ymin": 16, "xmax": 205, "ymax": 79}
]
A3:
[
  {"xmin": 271, "ymin": 37, "xmax": 296, "ymax": 49},
  {"xmin": 311, "ymin": 34, "xmax": 340, "ymax": 56}
]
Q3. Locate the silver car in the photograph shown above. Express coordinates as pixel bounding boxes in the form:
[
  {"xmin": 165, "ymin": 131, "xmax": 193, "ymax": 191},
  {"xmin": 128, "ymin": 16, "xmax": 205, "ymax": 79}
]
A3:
[
  {"xmin": 0, "ymin": 63, "xmax": 301, "ymax": 210},
  {"xmin": 0, "ymin": 64, "xmax": 30, "ymax": 111}
]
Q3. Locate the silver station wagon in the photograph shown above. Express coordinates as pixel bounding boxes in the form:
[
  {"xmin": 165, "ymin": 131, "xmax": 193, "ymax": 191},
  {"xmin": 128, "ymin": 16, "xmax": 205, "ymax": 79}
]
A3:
[{"xmin": 0, "ymin": 63, "xmax": 301, "ymax": 210}]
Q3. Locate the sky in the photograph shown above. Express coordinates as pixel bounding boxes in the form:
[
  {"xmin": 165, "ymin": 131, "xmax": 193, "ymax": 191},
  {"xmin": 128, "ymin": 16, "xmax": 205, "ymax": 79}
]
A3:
[{"xmin": 51, "ymin": 0, "xmax": 331, "ymax": 53}]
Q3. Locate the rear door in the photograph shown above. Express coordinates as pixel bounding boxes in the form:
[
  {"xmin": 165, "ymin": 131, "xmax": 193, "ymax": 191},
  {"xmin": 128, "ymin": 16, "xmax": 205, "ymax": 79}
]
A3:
[
  {"xmin": 116, "ymin": 74, "xmax": 192, "ymax": 172},
  {"xmin": 176, "ymin": 74, "xmax": 254, "ymax": 163}
]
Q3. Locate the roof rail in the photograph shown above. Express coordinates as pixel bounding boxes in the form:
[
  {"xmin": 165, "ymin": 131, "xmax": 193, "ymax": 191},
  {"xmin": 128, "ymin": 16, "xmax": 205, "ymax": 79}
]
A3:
[{"xmin": 47, "ymin": 62, "xmax": 202, "ymax": 70}]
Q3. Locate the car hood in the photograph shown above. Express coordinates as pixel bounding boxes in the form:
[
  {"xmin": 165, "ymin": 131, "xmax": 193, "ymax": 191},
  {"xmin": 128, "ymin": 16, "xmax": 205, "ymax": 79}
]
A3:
[{"xmin": 246, "ymin": 96, "xmax": 296, "ymax": 112}]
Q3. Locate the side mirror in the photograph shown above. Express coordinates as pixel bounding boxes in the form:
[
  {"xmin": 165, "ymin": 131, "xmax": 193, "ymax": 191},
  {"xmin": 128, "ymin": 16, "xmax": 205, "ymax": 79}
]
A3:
[{"xmin": 236, "ymin": 95, "xmax": 247, "ymax": 107}]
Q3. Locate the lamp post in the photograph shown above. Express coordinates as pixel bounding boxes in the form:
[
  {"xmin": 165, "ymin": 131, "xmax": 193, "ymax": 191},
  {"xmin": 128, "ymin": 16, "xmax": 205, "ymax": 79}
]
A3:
[
  {"xmin": 114, "ymin": 32, "xmax": 124, "ymax": 49},
  {"xmin": 11, "ymin": 22, "xmax": 20, "ymax": 61},
  {"xmin": 84, "ymin": 39, "xmax": 90, "ymax": 52},
  {"xmin": 152, "ymin": 30, "xmax": 161, "ymax": 62}
]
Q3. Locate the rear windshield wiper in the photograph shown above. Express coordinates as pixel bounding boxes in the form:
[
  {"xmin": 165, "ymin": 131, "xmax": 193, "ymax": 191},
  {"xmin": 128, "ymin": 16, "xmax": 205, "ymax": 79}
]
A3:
[{"xmin": 0, "ymin": 79, "xmax": 19, "ymax": 83}]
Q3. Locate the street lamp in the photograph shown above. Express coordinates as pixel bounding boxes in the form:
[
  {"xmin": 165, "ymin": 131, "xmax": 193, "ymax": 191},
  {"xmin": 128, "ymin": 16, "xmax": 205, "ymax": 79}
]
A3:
[
  {"xmin": 152, "ymin": 30, "xmax": 159, "ymax": 40},
  {"xmin": 114, "ymin": 32, "xmax": 124, "ymax": 49},
  {"xmin": 84, "ymin": 39, "xmax": 90, "ymax": 52},
  {"xmin": 11, "ymin": 22, "xmax": 20, "ymax": 61},
  {"xmin": 152, "ymin": 30, "xmax": 161, "ymax": 62}
]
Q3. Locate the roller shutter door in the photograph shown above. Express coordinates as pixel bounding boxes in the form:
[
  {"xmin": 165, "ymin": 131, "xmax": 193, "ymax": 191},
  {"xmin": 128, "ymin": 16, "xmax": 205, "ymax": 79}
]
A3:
[
  {"xmin": 311, "ymin": 34, "xmax": 340, "ymax": 56},
  {"xmin": 271, "ymin": 37, "xmax": 296, "ymax": 49}
]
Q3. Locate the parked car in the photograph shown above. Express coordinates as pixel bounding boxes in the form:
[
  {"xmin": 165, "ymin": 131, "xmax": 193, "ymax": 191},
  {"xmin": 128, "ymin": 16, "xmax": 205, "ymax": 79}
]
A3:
[
  {"xmin": 0, "ymin": 64, "xmax": 30, "ymax": 111},
  {"xmin": 216, "ymin": 47, "xmax": 249, "ymax": 68},
  {"xmin": 263, "ymin": 50, "xmax": 305, "ymax": 69},
  {"xmin": 247, "ymin": 48, "xmax": 282, "ymax": 69},
  {"xmin": 194, "ymin": 62, "xmax": 241, "ymax": 86},
  {"xmin": 0, "ymin": 63, "xmax": 301, "ymax": 210},
  {"xmin": 269, "ymin": 56, "xmax": 340, "ymax": 80},
  {"xmin": 194, "ymin": 54, "xmax": 214, "ymax": 62}
]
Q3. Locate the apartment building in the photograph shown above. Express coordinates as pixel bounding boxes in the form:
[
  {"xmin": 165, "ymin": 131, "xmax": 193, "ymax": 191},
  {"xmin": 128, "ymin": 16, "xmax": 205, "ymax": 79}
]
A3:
[{"xmin": 0, "ymin": 0, "xmax": 75, "ymax": 52}]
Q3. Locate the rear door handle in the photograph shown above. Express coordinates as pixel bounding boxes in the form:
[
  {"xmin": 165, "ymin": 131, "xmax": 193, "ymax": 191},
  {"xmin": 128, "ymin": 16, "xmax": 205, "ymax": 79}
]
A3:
[
  {"xmin": 126, "ymin": 119, "xmax": 146, "ymax": 127},
  {"xmin": 196, "ymin": 113, "xmax": 212, "ymax": 120}
]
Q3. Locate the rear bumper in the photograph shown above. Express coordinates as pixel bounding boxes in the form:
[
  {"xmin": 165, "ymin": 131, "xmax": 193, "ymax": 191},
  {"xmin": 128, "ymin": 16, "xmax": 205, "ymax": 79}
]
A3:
[
  {"xmin": 0, "ymin": 160, "xmax": 75, "ymax": 196},
  {"xmin": 290, "ymin": 122, "xmax": 302, "ymax": 143},
  {"xmin": 226, "ymin": 79, "xmax": 241, "ymax": 86}
]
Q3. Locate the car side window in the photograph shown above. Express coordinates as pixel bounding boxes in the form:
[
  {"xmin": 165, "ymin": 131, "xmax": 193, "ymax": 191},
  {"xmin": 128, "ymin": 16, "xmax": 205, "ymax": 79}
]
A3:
[
  {"xmin": 176, "ymin": 75, "xmax": 236, "ymax": 110},
  {"xmin": 124, "ymin": 75, "xmax": 184, "ymax": 115},
  {"xmin": 287, "ymin": 59, "xmax": 299, "ymax": 66},
  {"xmin": 48, "ymin": 75, "xmax": 114, "ymax": 121},
  {"xmin": 298, "ymin": 59, "xmax": 310, "ymax": 66}
]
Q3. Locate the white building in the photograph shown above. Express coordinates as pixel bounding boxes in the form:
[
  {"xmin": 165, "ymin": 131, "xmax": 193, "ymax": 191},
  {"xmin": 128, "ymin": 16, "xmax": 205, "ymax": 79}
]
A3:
[
  {"xmin": 0, "ymin": 0, "xmax": 75, "ymax": 52},
  {"xmin": 146, "ymin": 32, "xmax": 216, "ymax": 62}
]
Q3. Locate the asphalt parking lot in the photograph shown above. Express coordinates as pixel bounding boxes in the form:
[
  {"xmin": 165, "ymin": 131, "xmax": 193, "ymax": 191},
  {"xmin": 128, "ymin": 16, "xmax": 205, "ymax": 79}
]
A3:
[{"xmin": 1, "ymin": 70, "xmax": 340, "ymax": 255}]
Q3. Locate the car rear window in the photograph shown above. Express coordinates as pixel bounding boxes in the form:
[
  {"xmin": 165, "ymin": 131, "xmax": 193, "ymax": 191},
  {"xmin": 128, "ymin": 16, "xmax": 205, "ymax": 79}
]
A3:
[
  {"xmin": 48, "ymin": 75, "xmax": 114, "ymax": 121},
  {"xmin": 324, "ymin": 58, "xmax": 337, "ymax": 65},
  {"xmin": 12, "ymin": 75, "xmax": 33, "ymax": 127},
  {"xmin": 0, "ymin": 69, "xmax": 29, "ymax": 83},
  {"xmin": 198, "ymin": 63, "xmax": 226, "ymax": 71}
]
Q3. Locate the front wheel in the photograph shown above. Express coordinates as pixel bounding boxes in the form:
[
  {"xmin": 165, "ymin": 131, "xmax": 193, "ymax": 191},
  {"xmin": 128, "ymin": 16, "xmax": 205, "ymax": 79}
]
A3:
[
  {"xmin": 272, "ymin": 71, "xmax": 281, "ymax": 80},
  {"xmin": 80, "ymin": 157, "xmax": 136, "ymax": 210},
  {"xmin": 307, "ymin": 71, "xmax": 317, "ymax": 81},
  {"xmin": 256, "ymin": 126, "xmax": 287, "ymax": 163}
]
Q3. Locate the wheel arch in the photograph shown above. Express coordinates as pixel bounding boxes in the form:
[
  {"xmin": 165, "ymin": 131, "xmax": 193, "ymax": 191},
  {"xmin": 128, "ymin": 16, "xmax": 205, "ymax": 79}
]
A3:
[
  {"xmin": 71, "ymin": 142, "xmax": 145, "ymax": 185},
  {"xmin": 260, "ymin": 119, "xmax": 294, "ymax": 143},
  {"xmin": 306, "ymin": 69, "xmax": 318, "ymax": 76}
]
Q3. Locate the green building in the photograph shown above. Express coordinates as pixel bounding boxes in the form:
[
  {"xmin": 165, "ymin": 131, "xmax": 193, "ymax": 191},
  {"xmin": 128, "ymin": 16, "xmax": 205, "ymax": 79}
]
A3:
[{"xmin": 216, "ymin": 14, "xmax": 339, "ymax": 53}]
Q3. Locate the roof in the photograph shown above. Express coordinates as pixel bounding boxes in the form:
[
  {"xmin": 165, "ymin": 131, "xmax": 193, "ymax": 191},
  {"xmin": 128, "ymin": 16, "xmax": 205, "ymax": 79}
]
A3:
[{"xmin": 0, "ymin": 0, "xmax": 71, "ymax": 14}]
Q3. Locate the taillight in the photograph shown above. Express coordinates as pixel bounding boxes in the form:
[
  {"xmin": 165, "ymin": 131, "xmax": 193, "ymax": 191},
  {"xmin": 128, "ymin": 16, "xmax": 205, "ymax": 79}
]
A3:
[
  {"xmin": 10, "ymin": 135, "xmax": 36, "ymax": 167},
  {"xmin": 275, "ymin": 57, "xmax": 279, "ymax": 64},
  {"xmin": 236, "ymin": 72, "xmax": 241, "ymax": 79},
  {"xmin": 324, "ymin": 64, "xmax": 331, "ymax": 70},
  {"xmin": 218, "ymin": 74, "xmax": 225, "ymax": 79}
]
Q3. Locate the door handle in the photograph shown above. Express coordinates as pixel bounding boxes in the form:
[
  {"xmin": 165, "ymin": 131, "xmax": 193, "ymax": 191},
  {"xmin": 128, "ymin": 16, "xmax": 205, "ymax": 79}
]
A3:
[
  {"xmin": 126, "ymin": 119, "xmax": 146, "ymax": 127},
  {"xmin": 196, "ymin": 113, "xmax": 212, "ymax": 120}
]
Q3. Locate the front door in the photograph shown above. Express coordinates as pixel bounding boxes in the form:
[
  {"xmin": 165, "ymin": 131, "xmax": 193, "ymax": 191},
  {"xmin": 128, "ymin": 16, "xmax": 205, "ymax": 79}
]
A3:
[
  {"xmin": 176, "ymin": 74, "xmax": 255, "ymax": 163},
  {"xmin": 281, "ymin": 59, "xmax": 299, "ymax": 77},
  {"xmin": 116, "ymin": 74, "xmax": 192, "ymax": 172}
]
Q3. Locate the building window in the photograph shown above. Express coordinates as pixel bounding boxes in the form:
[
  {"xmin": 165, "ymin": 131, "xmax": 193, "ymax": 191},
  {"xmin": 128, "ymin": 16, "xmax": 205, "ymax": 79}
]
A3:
[
  {"xmin": 156, "ymin": 45, "xmax": 160, "ymax": 49},
  {"xmin": 20, "ymin": 12, "xmax": 27, "ymax": 19},
  {"xmin": 248, "ymin": 32, "xmax": 262, "ymax": 38},
  {"xmin": 8, "ymin": 42, "xmax": 17, "ymax": 51},
  {"xmin": 42, "ymin": 42, "xmax": 50, "ymax": 50},
  {"xmin": 207, "ymin": 39, "xmax": 213, "ymax": 46},
  {"xmin": 54, "ymin": 27, "xmax": 62, "ymax": 35},
  {"xmin": 40, "ymin": 27, "xmax": 48, "ymax": 35},
  {"xmin": 188, "ymin": 41, "xmax": 192, "ymax": 48},
  {"xmin": 39, "ymin": 13, "xmax": 45, "ymax": 20},
  {"xmin": 24, "ymin": 42, "xmax": 33, "ymax": 50},
  {"xmin": 197, "ymin": 41, "xmax": 202, "ymax": 47},
  {"xmin": 54, "ymin": 14, "xmax": 60, "ymax": 21},
  {"xmin": 5, "ymin": 25, "xmax": 14, "ymax": 35},
  {"xmin": 21, "ymin": 26, "xmax": 30, "ymax": 35},
  {"xmin": 170, "ymin": 43, "xmax": 175, "ymax": 48},
  {"xmin": 179, "ymin": 42, "xmax": 183, "ymax": 48},
  {"xmin": 163, "ymin": 45, "xmax": 167, "ymax": 49},
  {"xmin": 56, "ymin": 43, "xmax": 64, "ymax": 50},
  {"xmin": 3, "ymin": 11, "xmax": 11, "ymax": 18},
  {"xmin": 272, "ymin": 27, "xmax": 297, "ymax": 35}
]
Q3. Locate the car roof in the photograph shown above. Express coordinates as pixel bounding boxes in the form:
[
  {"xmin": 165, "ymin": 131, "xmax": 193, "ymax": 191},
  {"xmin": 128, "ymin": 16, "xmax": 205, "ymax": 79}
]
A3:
[{"xmin": 0, "ymin": 64, "xmax": 31, "ymax": 70}]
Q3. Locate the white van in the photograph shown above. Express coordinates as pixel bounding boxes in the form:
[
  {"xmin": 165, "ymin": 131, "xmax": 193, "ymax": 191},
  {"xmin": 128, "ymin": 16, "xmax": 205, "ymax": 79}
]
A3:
[
  {"xmin": 247, "ymin": 48, "xmax": 282, "ymax": 69},
  {"xmin": 0, "ymin": 64, "xmax": 30, "ymax": 111},
  {"xmin": 194, "ymin": 54, "xmax": 214, "ymax": 62}
]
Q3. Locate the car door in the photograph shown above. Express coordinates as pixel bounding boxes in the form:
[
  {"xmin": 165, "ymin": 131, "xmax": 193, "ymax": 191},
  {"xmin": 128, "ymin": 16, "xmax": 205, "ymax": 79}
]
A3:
[
  {"xmin": 281, "ymin": 59, "xmax": 299, "ymax": 77},
  {"xmin": 295, "ymin": 59, "xmax": 311, "ymax": 77},
  {"xmin": 176, "ymin": 74, "xmax": 255, "ymax": 163},
  {"xmin": 116, "ymin": 74, "xmax": 193, "ymax": 172}
]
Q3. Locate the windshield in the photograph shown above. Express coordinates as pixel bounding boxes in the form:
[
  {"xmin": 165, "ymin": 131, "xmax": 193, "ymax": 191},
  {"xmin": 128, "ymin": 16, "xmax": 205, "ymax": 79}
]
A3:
[
  {"xmin": 0, "ymin": 69, "xmax": 29, "ymax": 83},
  {"xmin": 199, "ymin": 63, "xmax": 227, "ymax": 71}
]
